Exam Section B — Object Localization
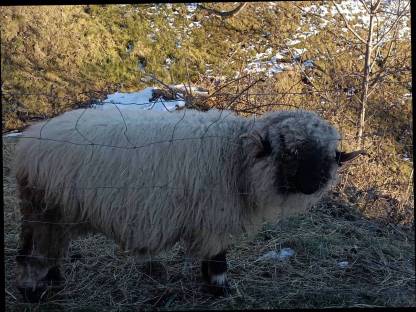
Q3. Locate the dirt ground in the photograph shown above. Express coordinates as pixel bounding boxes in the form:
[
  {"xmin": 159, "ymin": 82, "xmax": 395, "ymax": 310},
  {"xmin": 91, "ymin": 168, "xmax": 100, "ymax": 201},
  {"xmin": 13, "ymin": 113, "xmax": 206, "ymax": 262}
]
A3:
[{"xmin": 3, "ymin": 136, "xmax": 415, "ymax": 311}]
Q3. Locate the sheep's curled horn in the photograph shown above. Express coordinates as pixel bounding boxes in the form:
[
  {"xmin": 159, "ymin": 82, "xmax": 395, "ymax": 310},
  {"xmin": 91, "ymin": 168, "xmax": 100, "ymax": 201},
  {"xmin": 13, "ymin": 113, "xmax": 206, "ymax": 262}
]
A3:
[
  {"xmin": 240, "ymin": 130, "xmax": 272, "ymax": 158},
  {"xmin": 336, "ymin": 150, "xmax": 366, "ymax": 165}
]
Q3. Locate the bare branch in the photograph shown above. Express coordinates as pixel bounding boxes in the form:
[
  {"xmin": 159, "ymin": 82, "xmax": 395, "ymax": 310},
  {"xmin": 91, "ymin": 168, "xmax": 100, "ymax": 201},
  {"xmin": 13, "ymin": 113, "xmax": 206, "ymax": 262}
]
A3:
[
  {"xmin": 199, "ymin": 74, "xmax": 251, "ymax": 108},
  {"xmin": 373, "ymin": 1, "xmax": 410, "ymax": 47},
  {"xmin": 292, "ymin": 3, "xmax": 333, "ymax": 24},
  {"xmin": 359, "ymin": 0, "xmax": 371, "ymax": 14},
  {"xmin": 369, "ymin": 44, "xmax": 381, "ymax": 72},
  {"xmin": 332, "ymin": 1, "xmax": 367, "ymax": 44},
  {"xmin": 146, "ymin": 74, "xmax": 179, "ymax": 99},
  {"xmin": 368, "ymin": 1, "xmax": 407, "ymax": 94},
  {"xmin": 372, "ymin": 0, "xmax": 383, "ymax": 13},
  {"xmin": 197, "ymin": 2, "xmax": 247, "ymax": 18},
  {"xmin": 291, "ymin": 3, "xmax": 364, "ymax": 46},
  {"xmin": 357, "ymin": 0, "xmax": 382, "ymax": 148},
  {"xmin": 225, "ymin": 76, "xmax": 266, "ymax": 110}
]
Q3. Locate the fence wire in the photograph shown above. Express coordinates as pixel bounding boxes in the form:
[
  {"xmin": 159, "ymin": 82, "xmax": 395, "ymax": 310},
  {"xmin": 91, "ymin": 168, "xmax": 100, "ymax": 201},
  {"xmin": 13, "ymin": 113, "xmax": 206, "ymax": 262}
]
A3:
[{"xmin": 3, "ymin": 85, "xmax": 413, "ymax": 307}]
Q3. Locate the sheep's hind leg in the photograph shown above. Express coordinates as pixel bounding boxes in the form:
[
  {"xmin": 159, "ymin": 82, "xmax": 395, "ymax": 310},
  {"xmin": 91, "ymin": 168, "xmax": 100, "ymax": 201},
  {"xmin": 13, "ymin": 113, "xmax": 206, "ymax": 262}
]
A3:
[
  {"xmin": 16, "ymin": 198, "xmax": 71, "ymax": 303},
  {"xmin": 201, "ymin": 251, "xmax": 230, "ymax": 296}
]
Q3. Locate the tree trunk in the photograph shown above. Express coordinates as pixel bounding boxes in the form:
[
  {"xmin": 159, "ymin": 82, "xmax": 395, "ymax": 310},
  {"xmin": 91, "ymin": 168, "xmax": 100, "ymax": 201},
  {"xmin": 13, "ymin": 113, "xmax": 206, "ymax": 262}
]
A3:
[{"xmin": 357, "ymin": 0, "xmax": 381, "ymax": 148}]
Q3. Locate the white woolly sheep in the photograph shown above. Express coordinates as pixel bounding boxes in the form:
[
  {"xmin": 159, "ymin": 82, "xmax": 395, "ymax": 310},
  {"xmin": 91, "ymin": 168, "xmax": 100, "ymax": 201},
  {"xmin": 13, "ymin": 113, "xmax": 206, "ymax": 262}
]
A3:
[{"xmin": 14, "ymin": 107, "xmax": 363, "ymax": 301}]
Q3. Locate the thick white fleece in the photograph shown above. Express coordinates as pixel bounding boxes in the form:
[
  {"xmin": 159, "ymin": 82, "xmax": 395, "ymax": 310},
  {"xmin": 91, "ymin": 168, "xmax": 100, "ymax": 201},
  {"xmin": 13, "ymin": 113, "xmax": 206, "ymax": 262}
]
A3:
[{"xmin": 15, "ymin": 108, "xmax": 340, "ymax": 257}]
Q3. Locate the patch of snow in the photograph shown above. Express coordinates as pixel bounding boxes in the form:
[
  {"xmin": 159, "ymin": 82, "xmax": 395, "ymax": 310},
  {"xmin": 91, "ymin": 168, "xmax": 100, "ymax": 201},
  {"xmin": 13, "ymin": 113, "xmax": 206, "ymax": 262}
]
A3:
[
  {"xmin": 337, "ymin": 261, "xmax": 349, "ymax": 269},
  {"xmin": 402, "ymin": 152, "xmax": 411, "ymax": 161},
  {"xmin": 171, "ymin": 84, "xmax": 209, "ymax": 96},
  {"xmin": 301, "ymin": 0, "xmax": 410, "ymax": 41},
  {"xmin": 274, "ymin": 52, "xmax": 285, "ymax": 60},
  {"xmin": 301, "ymin": 4, "xmax": 318, "ymax": 14},
  {"xmin": 93, "ymin": 87, "xmax": 186, "ymax": 112},
  {"xmin": 346, "ymin": 87, "xmax": 356, "ymax": 97},
  {"xmin": 329, "ymin": 1, "xmax": 366, "ymax": 20},
  {"xmin": 246, "ymin": 44, "xmax": 256, "ymax": 51},
  {"xmin": 186, "ymin": 3, "xmax": 198, "ymax": 13},
  {"xmin": 303, "ymin": 60, "xmax": 314, "ymax": 68},
  {"xmin": 256, "ymin": 248, "xmax": 295, "ymax": 262},
  {"xmin": 244, "ymin": 47, "xmax": 309, "ymax": 77},
  {"xmin": 254, "ymin": 48, "xmax": 274, "ymax": 60},
  {"xmin": 3, "ymin": 131, "xmax": 23, "ymax": 137},
  {"xmin": 268, "ymin": 63, "xmax": 289, "ymax": 75},
  {"xmin": 147, "ymin": 33, "xmax": 157, "ymax": 43},
  {"xmin": 241, "ymin": 1, "xmax": 410, "ymax": 78},
  {"xmin": 265, "ymin": 47, "xmax": 273, "ymax": 54},
  {"xmin": 286, "ymin": 39, "xmax": 301, "ymax": 46},
  {"xmin": 188, "ymin": 21, "xmax": 202, "ymax": 28},
  {"xmin": 165, "ymin": 57, "xmax": 173, "ymax": 66},
  {"xmin": 292, "ymin": 48, "xmax": 307, "ymax": 58}
]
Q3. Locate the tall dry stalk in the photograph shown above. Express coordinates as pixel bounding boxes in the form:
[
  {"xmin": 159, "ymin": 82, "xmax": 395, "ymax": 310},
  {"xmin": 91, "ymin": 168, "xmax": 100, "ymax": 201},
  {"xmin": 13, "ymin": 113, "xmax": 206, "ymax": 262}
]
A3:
[{"xmin": 357, "ymin": 0, "xmax": 381, "ymax": 148}]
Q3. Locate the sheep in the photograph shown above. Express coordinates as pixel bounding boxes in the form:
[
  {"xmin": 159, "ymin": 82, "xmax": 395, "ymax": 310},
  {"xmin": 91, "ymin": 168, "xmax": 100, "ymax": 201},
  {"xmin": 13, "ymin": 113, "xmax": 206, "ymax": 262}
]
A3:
[{"xmin": 14, "ymin": 107, "xmax": 363, "ymax": 301}]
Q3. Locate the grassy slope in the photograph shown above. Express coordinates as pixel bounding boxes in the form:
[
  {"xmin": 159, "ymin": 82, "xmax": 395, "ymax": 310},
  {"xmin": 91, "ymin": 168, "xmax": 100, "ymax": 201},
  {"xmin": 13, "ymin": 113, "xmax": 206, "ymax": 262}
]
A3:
[{"xmin": 1, "ymin": 4, "xmax": 305, "ymax": 128}]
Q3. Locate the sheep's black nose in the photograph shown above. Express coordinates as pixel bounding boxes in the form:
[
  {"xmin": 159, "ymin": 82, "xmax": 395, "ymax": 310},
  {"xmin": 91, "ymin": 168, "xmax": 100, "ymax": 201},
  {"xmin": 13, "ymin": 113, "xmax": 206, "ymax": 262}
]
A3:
[
  {"xmin": 296, "ymin": 178, "xmax": 319, "ymax": 194},
  {"xmin": 294, "ymin": 143, "xmax": 331, "ymax": 195},
  {"xmin": 295, "ymin": 168, "xmax": 327, "ymax": 195},
  {"xmin": 18, "ymin": 286, "xmax": 47, "ymax": 303}
]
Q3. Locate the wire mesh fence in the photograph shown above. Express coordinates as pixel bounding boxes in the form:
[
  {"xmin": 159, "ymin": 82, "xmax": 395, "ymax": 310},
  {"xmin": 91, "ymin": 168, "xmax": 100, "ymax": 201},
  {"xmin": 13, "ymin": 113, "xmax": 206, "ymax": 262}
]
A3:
[
  {"xmin": 1, "ymin": 1, "xmax": 413, "ymax": 308},
  {"xmin": 2, "ymin": 76, "xmax": 413, "ymax": 309}
]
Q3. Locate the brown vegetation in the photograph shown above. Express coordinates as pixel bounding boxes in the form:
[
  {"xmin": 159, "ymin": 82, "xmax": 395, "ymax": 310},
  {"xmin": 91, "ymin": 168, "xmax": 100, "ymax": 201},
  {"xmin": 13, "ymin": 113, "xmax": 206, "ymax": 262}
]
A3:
[{"xmin": 2, "ymin": 2, "xmax": 414, "ymax": 309}]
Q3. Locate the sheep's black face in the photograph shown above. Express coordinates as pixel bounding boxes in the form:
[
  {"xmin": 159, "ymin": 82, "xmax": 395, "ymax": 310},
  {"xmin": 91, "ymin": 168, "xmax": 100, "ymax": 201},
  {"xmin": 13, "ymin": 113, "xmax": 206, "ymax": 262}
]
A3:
[
  {"xmin": 249, "ymin": 123, "xmax": 363, "ymax": 196},
  {"xmin": 276, "ymin": 141, "xmax": 335, "ymax": 195},
  {"xmin": 292, "ymin": 144, "xmax": 333, "ymax": 194}
]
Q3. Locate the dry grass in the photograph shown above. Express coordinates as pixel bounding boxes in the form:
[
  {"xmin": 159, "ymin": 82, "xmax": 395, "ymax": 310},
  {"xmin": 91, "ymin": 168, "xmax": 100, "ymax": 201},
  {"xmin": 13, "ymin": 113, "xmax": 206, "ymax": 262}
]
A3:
[
  {"xmin": 3, "ymin": 137, "xmax": 415, "ymax": 311},
  {"xmin": 2, "ymin": 4, "xmax": 412, "ymax": 310}
]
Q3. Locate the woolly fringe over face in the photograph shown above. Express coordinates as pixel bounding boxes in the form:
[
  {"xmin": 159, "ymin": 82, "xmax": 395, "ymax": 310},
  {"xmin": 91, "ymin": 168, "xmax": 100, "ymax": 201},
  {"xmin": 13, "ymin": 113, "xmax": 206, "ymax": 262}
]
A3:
[{"xmin": 14, "ymin": 108, "xmax": 361, "ymax": 301}]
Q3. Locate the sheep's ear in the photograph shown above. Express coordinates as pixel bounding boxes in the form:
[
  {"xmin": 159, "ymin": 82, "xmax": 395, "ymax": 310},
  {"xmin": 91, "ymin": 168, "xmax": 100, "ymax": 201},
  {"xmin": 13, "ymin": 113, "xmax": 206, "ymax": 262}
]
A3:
[
  {"xmin": 240, "ymin": 130, "xmax": 272, "ymax": 158},
  {"xmin": 336, "ymin": 150, "xmax": 366, "ymax": 166}
]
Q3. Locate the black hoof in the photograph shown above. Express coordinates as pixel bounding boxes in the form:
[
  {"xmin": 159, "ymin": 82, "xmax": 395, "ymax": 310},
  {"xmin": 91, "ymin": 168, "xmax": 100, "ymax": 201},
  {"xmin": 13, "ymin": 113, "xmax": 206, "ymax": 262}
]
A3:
[
  {"xmin": 18, "ymin": 283, "xmax": 64, "ymax": 303},
  {"xmin": 44, "ymin": 266, "xmax": 64, "ymax": 285},
  {"xmin": 205, "ymin": 281, "xmax": 231, "ymax": 297},
  {"xmin": 18, "ymin": 267, "xmax": 64, "ymax": 303},
  {"xmin": 18, "ymin": 286, "xmax": 48, "ymax": 303},
  {"xmin": 70, "ymin": 253, "xmax": 82, "ymax": 262}
]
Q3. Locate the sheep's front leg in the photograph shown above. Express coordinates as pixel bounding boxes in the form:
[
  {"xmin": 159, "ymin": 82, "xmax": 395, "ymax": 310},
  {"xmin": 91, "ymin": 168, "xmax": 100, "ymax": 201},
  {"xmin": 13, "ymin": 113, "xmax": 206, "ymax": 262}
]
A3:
[
  {"xmin": 16, "ymin": 199, "xmax": 70, "ymax": 303},
  {"xmin": 201, "ymin": 251, "xmax": 230, "ymax": 296}
]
